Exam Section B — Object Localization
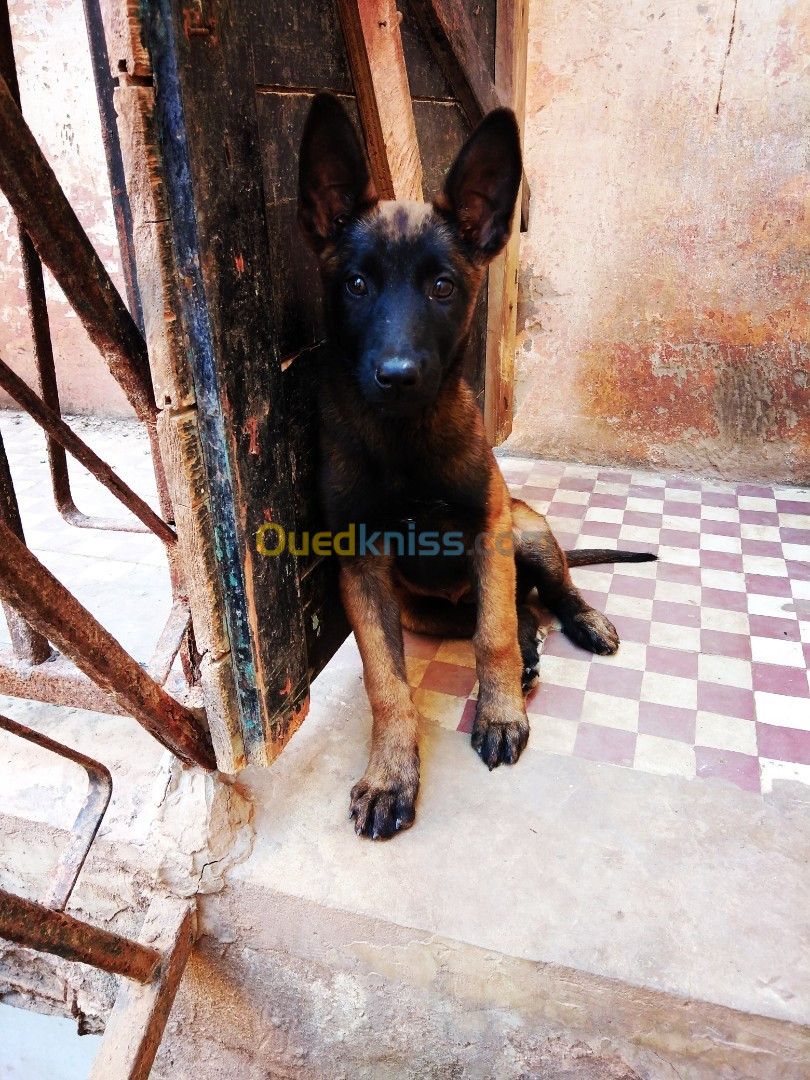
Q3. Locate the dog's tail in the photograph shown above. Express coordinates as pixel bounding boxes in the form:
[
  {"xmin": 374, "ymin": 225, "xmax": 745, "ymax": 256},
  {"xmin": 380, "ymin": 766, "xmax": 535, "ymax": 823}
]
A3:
[{"xmin": 564, "ymin": 549, "xmax": 658, "ymax": 567}]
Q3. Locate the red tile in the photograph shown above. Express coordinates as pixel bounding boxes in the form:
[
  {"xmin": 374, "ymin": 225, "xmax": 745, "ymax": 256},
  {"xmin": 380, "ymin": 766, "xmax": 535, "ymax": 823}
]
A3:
[
  {"xmin": 786, "ymin": 560, "xmax": 810, "ymax": 582},
  {"xmin": 579, "ymin": 589, "xmax": 610, "ymax": 610},
  {"xmin": 748, "ymin": 615, "xmax": 800, "ymax": 641},
  {"xmin": 667, "ymin": 477, "xmax": 703, "ymax": 491},
  {"xmin": 590, "ymin": 492, "xmax": 628, "ymax": 510},
  {"xmin": 541, "ymin": 629, "xmax": 588, "ymax": 658},
  {"xmin": 623, "ymin": 510, "xmax": 663, "ymax": 529},
  {"xmin": 598, "ymin": 470, "xmax": 633, "ymax": 484},
  {"xmin": 657, "ymin": 562, "xmax": 703, "ymax": 586},
  {"xmin": 695, "ymin": 746, "xmax": 761, "ymax": 793},
  {"xmin": 559, "ymin": 476, "xmax": 596, "ymax": 493},
  {"xmin": 580, "ymin": 520, "xmax": 622, "ymax": 539},
  {"xmin": 638, "ymin": 702, "xmax": 696, "ymax": 743},
  {"xmin": 781, "ymin": 527, "xmax": 810, "ymax": 545},
  {"xmin": 419, "ymin": 661, "xmax": 478, "ymax": 697},
  {"xmin": 527, "ymin": 683, "xmax": 585, "ymax": 721},
  {"xmin": 630, "ymin": 484, "xmax": 665, "ymax": 500},
  {"xmin": 745, "ymin": 574, "xmax": 792, "ymax": 597},
  {"xmin": 609, "ymin": 615, "xmax": 652, "ymax": 644},
  {"xmin": 701, "ymin": 587, "xmax": 748, "ymax": 612},
  {"xmin": 652, "ymin": 600, "xmax": 701, "ymax": 627},
  {"xmin": 739, "ymin": 509, "xmax": 779, "ymax": 526},
  {"xmin": 752, "ymin": 663, "xmax": 810, "ymax": 697},
  {"xmin": 756, "ymin": 723, "xmax": 810, "ymax": 766},
  {"xmin": 738, "ymin": 483, "xmax": 774, "ymax": 499},
  {"xmin": 457, "ymin": 698, "xmax": 477, "ymax": 734},
  {"xmin": 701, "ymin": 629, "xmax": 752, "ymax": 660},
  {"xmin": 702, "ymin": 491, "xmax": 738, "ymax": 508},
  {"xmin": 741, "ymin": 539, "xmax": 784, "ymax": 559},
  {"xmin": 548, "ymin": 501, "xmax": 588, "ymax": 519},
  {"xmin": 574, "ymin": 723, "xmax": 636, "ymax": 767},
  {"xmin": 403, "ymin": 632, "xmax": 441, "ymax": 660},
  {"xmin": 522, "ymin": 485, "xmax": 556, "ymax": 504},
  {"xmin": 776, "ymin": 499, "xmax": 810, "ymax": 515},
  {"xmin": 701, "ymin": 550, "xmax": 744, "ymax": 572},
  {"xmin": 610, "ymin": 575, "xmax": 657, "ymax": 599},
  {"xmin": 660, "ymin": 529, "xmax": 701, "ymax": 549},
  {"xmin": 697, "ymin": 682, "xmax": 756, "ymax": 720},
  {"xmin": 702, "ymin": 518, "xmax": 741, "ymax": 538},
  {"xmin": 663, "ymin": 501, "xmax": 702, "ymax": 519},
  {"xmin": 805, "ymin": 643, "xmax": 810, "ymax": 668},
  {"xmin": 586, "ymin": 663, "xmax": 644, "ymax": 699},
  {"xmin": 646, "ymin": 646, "xmax": 699, "ymax": 679}
]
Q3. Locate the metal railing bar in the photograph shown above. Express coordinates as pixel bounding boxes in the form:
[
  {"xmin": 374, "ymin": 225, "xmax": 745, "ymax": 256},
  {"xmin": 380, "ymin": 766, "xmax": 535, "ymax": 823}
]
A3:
[
  {"xmin": 0, "ymin": 356, "xmax": 177, "ymax": 545},
  {"xmin": 0, "ymin": 889, "xmax": 160, "ymax": 983},
  {"xmin": 0, "ymin": 71, "xmax": 155, "ymax": 423},
  {"xmin": 0, "ymin": 714, "xmax": 112, "ymax": 910},
  {"xmin": 0, "ymin": 518, "xmax": 215, "ymax": 770},
  {"xmin": 146, "ymin": 600, "xmax": 191, "ymax": 686}
]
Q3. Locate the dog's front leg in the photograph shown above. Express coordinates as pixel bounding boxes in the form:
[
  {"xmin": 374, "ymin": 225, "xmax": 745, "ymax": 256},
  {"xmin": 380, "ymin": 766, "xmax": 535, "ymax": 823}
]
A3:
[
  {"xmin": 341, "ymin": 556, "xmax": 420, "ymax": 839},
  {"xmin": 471, "ymin": 477, "xmax": 529, "ymax": 769}
]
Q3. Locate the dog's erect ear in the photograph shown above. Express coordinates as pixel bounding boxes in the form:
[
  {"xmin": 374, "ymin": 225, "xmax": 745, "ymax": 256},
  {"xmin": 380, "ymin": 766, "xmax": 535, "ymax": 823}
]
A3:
[
  {"xmin": 435, "ymin": 109, "xmax": 522, "ymax": 262},
  {"xmin": 298, "ymin": 93, "xmax": 378, "ymax": 253}
]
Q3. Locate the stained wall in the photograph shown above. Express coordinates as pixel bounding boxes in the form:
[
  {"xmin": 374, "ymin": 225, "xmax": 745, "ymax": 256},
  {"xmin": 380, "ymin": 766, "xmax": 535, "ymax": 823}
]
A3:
[{"xmin": 511, "ymin": 0, "xmax": 809, "ymax": 482}]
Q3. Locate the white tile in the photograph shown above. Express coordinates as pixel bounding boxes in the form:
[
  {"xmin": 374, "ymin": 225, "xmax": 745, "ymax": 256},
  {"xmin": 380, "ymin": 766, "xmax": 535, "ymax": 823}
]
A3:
[
  {"xmin": 662, "ymin": 515, "xmax": 701, "ymax": 533},
  {"xmin": 572, "ymin": 535, "xmax": 617, "ymax": 551},
  {"xmin": 739, "ymin": 496, "xmax": 777, "ymax": 512},
  {"xmin": 775, "ymin": 486, "xmax": 810, "ymax": 502},
  {"xmin": 778, "ymin": 514, "xmax": 810, "ymax": 529},
  {"xmin": 750, "ymin": 637, "xmax": 807, "ymax": 669},
  {"xmin": 613, "ymin": 559, "xmax": 659, "ymax": 579},
  {"xmin": 648, "ymin": 623, "xmax": 702, "ymax": 652},
  {"xmin": 532, "ymin": 715, "xmax": 579, "ymax": 755},
  {"xmin": 654, "ymin": 580, "xmax": 702, "ymax": 605},
  {"xmin": 627, "ymin": 496, "xmax": 665, "ymax": 513},
  {"xmin": 585, "ymin": 507, "xmax": 624, "ymax": 524},
  {"xmin": 755, "ymin": 692, "xmax": 810, "ymax": 729},
  {"xmin": 539, "ymin": 654, "xmax": 591, "ymax": 690},
  {"xmin": 695, "ymin": 712, "xmax": 757, "ymax": 755},
  {"xmin": 760, "ymin": 758, "xmax": 810, "ymax": 793},
  {"xmin": 739, "ymin": 523, "xmax": 782, "ymax": 542},
  {"xmin": 664, "ymin": 489, "xmax": 702, "ymax": 504},
  {"xmin": 698, "ymin": 654, "xmax": 753, "ymax": 689},
  {"xmin": 800, "ymin": 622, "xmax": 810, "ymax": 644},
  {"xmin": 747, "ymin": 593, "xmax": 797, "ymax": 619},
  {"xmin": 592, "ymin": 640, "xmax": 648, "ymax": 670},
  {"xmin": 604, "ymin": 594, "xmax": 654, "ymax": 621},
  {"xmin": 640, "ymin": 671, "xmax": 698, "ymax": 710},
  {"xmin": 580, "ymin": 692, "xmax": 639, "ymax": 732},
  {"xmin": 701, "ymin": 505, "xmax": 741, "ymax": 523},
  {"xmin": 594, "ymin": 482, "xmax": 631, "ymax": 497},
  {"xmin": 741, "ymin": 555, "xmax": 788, "ymax": 578},
  {"xmin": 783, "ymin": 544, "xmax": 810, "ymax": 563},
  {"xmin": 700, "ymin": 568, "xmax": 747, "ymax": 593},
  {"xmin": 700, "ymin": 533, "xmax": 742, "ymax": 554},
  {"xmin": 657, "ymin": 546, "xmax": 701, "ymax": 567},
  {"xmin": 634, "ymin": 734, "xmax": 696, "ymax": 779},
  {"xmin": 412, "ymin": 689, "xmax": 468, "ymax": 731},
  {"xmin": 700, "ymin": 608, "xmax": 750, "ymax": 635},
  {"xmin": 791, "ymin": 581, "xmax": 810, "ymax": 600},
  {"xmin": 618, "ymin": 525, "xmax": 660, "ymax": 545},
  {"xmin": 554, "ymin": 490, "xmax": 592, "ymax": 505}
]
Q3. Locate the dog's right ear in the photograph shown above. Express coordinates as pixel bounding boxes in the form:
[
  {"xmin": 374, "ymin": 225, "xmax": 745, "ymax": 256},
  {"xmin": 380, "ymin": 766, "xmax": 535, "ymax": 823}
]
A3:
[{"xmin": 298, "ymin": 94, "xmax": 378, "ymax": 254}]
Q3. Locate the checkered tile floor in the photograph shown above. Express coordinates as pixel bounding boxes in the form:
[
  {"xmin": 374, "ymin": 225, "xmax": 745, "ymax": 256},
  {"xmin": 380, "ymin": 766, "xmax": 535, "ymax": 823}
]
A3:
[{"xmin": 405, "ymin": 455, "xmax": 810, "ymax": 796}]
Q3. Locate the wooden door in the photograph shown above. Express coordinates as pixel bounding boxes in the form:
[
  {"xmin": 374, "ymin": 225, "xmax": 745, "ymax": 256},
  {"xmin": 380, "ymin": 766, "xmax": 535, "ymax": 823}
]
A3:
[{"xmin": 141, "ymin": 0, "xmax": 527, "ymax": 767}]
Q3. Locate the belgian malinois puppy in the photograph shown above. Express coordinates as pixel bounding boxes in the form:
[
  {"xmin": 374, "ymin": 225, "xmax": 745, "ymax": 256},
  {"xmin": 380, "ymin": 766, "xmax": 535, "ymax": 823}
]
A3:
[{"xmin": 298, "ymin": 94, "xmax": 655, "ymax": 839}]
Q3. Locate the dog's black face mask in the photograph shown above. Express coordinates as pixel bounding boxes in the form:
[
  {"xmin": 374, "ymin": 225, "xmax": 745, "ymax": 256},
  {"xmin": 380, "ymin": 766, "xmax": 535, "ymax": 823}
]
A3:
[{"xmin": 298, "ymin": 94, "xmax": 522, "ymax": 416}]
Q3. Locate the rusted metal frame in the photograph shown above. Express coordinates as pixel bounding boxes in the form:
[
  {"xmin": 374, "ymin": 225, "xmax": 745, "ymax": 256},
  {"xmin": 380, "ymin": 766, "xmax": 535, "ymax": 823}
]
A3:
[
  {"xmin": 0, "ymin": 355, "xmax": 176, "ymax": 545},
  {"xmin": 81, "ymin": 0, "xmax": 145, "ymax": 334},
  {"xmin": 0, "ymin": 889, "xmax": 159, "ymax": 983},
  {"xmin": 407, "ymin": 0, "xmax": 530, "ymax": 230},
  {"xmin": 0, "ymin": 714, "xmax": 112, "ymax": 911},
  {"xmin": 0, "ymin": 72, "xmax": 155, "ymax": 424},
  {"xmin": 0, "ymin": 517, "xmax": 216, "ymax": 770},
  {"xmin": 0, "ymin": 430, "xmax": 52, "ymax": 663},
  {"xmin": 147, "ymin": 599, "xmax": 191, "ymax": 685}
]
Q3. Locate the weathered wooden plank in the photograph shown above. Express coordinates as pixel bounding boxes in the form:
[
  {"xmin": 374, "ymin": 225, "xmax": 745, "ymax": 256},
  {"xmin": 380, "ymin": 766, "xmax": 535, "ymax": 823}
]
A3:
[
  {"xmin": 485, "ymin": 0, "xmax": 529, "ymax": 444},
  {"xmin": 336, "ymin": 0, "xmax": 423, "ymax": 201},
  {"xmin": 88, "ymin": 897, "xmax": 195, "ymax": 1080}
]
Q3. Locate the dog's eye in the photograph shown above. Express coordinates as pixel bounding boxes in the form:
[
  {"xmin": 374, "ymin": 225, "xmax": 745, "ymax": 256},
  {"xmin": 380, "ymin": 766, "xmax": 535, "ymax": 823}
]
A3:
[
  {"xmin": 432, "ymin": 278, "xmax": 455, "ymax": 300},
  {"xmin": 346, "ymin": 275, "xmax": 368, "ymax": 297}
]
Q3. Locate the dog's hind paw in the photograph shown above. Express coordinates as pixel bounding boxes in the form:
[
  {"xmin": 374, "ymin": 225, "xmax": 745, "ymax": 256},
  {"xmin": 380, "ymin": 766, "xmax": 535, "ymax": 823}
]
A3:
[
  {"xmin": 562, "ymin": 608, "xmax": 620, "ymax": 655},
  {"xmin": 471, "ymin": 704, "xmax": 529, "ymax": 770},
  {"xmin": 349, "ymin": 771, "xmax": 418, "ymax": 840}
]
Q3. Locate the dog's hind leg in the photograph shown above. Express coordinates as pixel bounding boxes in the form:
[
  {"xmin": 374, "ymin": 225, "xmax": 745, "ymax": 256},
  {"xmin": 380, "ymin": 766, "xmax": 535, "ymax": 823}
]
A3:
[
  {"xmin": 399, "ymin": 591, "xmax": 540, "ymax": 694},
  {"xmin": 511, "ymin": 498, "xmax": 620, "ymax": 655}
]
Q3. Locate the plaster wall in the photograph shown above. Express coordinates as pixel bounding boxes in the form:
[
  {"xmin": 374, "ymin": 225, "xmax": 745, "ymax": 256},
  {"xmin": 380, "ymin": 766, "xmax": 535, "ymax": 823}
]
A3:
[
  {"xmin": 511, "ymin": 0, "xmax": 810, "ymax": 482},
  {"xmin": 0, "ymin": 0, "xmax": 134, "ymax": 417}
]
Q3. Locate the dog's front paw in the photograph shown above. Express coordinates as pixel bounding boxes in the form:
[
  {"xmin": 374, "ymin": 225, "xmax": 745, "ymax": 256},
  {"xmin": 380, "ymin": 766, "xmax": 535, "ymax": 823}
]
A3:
[
  {"xmin": 563, "ymin": 608, "xmax": 620, "ymax": 655},
  {"xmin": 349, "ymin": 759, "xmax": 419, "ymax": 840},
  {"xmin": 471, "ymin": 701, "xmax": 529, "ymax": 770}
]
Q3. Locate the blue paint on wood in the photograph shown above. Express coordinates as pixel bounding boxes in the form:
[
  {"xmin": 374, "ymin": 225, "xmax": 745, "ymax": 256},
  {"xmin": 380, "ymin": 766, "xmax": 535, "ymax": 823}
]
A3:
[{"xmin": 142, "ymin": 0, "xmax": 264, "ymax": 756}]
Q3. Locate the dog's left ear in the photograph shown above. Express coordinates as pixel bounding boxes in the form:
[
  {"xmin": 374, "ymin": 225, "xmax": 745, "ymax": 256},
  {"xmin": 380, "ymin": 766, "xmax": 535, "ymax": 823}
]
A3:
[
  {"xmin": 298, "ymin": 93, "xmax": 378, "ymax": 254},
  {"xmin": 435, "ymin": 109, "xmax": 522, "ymax": 262}
]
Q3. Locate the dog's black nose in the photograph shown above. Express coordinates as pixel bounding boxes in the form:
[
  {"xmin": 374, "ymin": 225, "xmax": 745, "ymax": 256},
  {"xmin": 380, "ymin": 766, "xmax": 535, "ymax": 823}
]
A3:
[{"xmin": 374, "ymin": 357, "xmax": 421, "ymax": 391}]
